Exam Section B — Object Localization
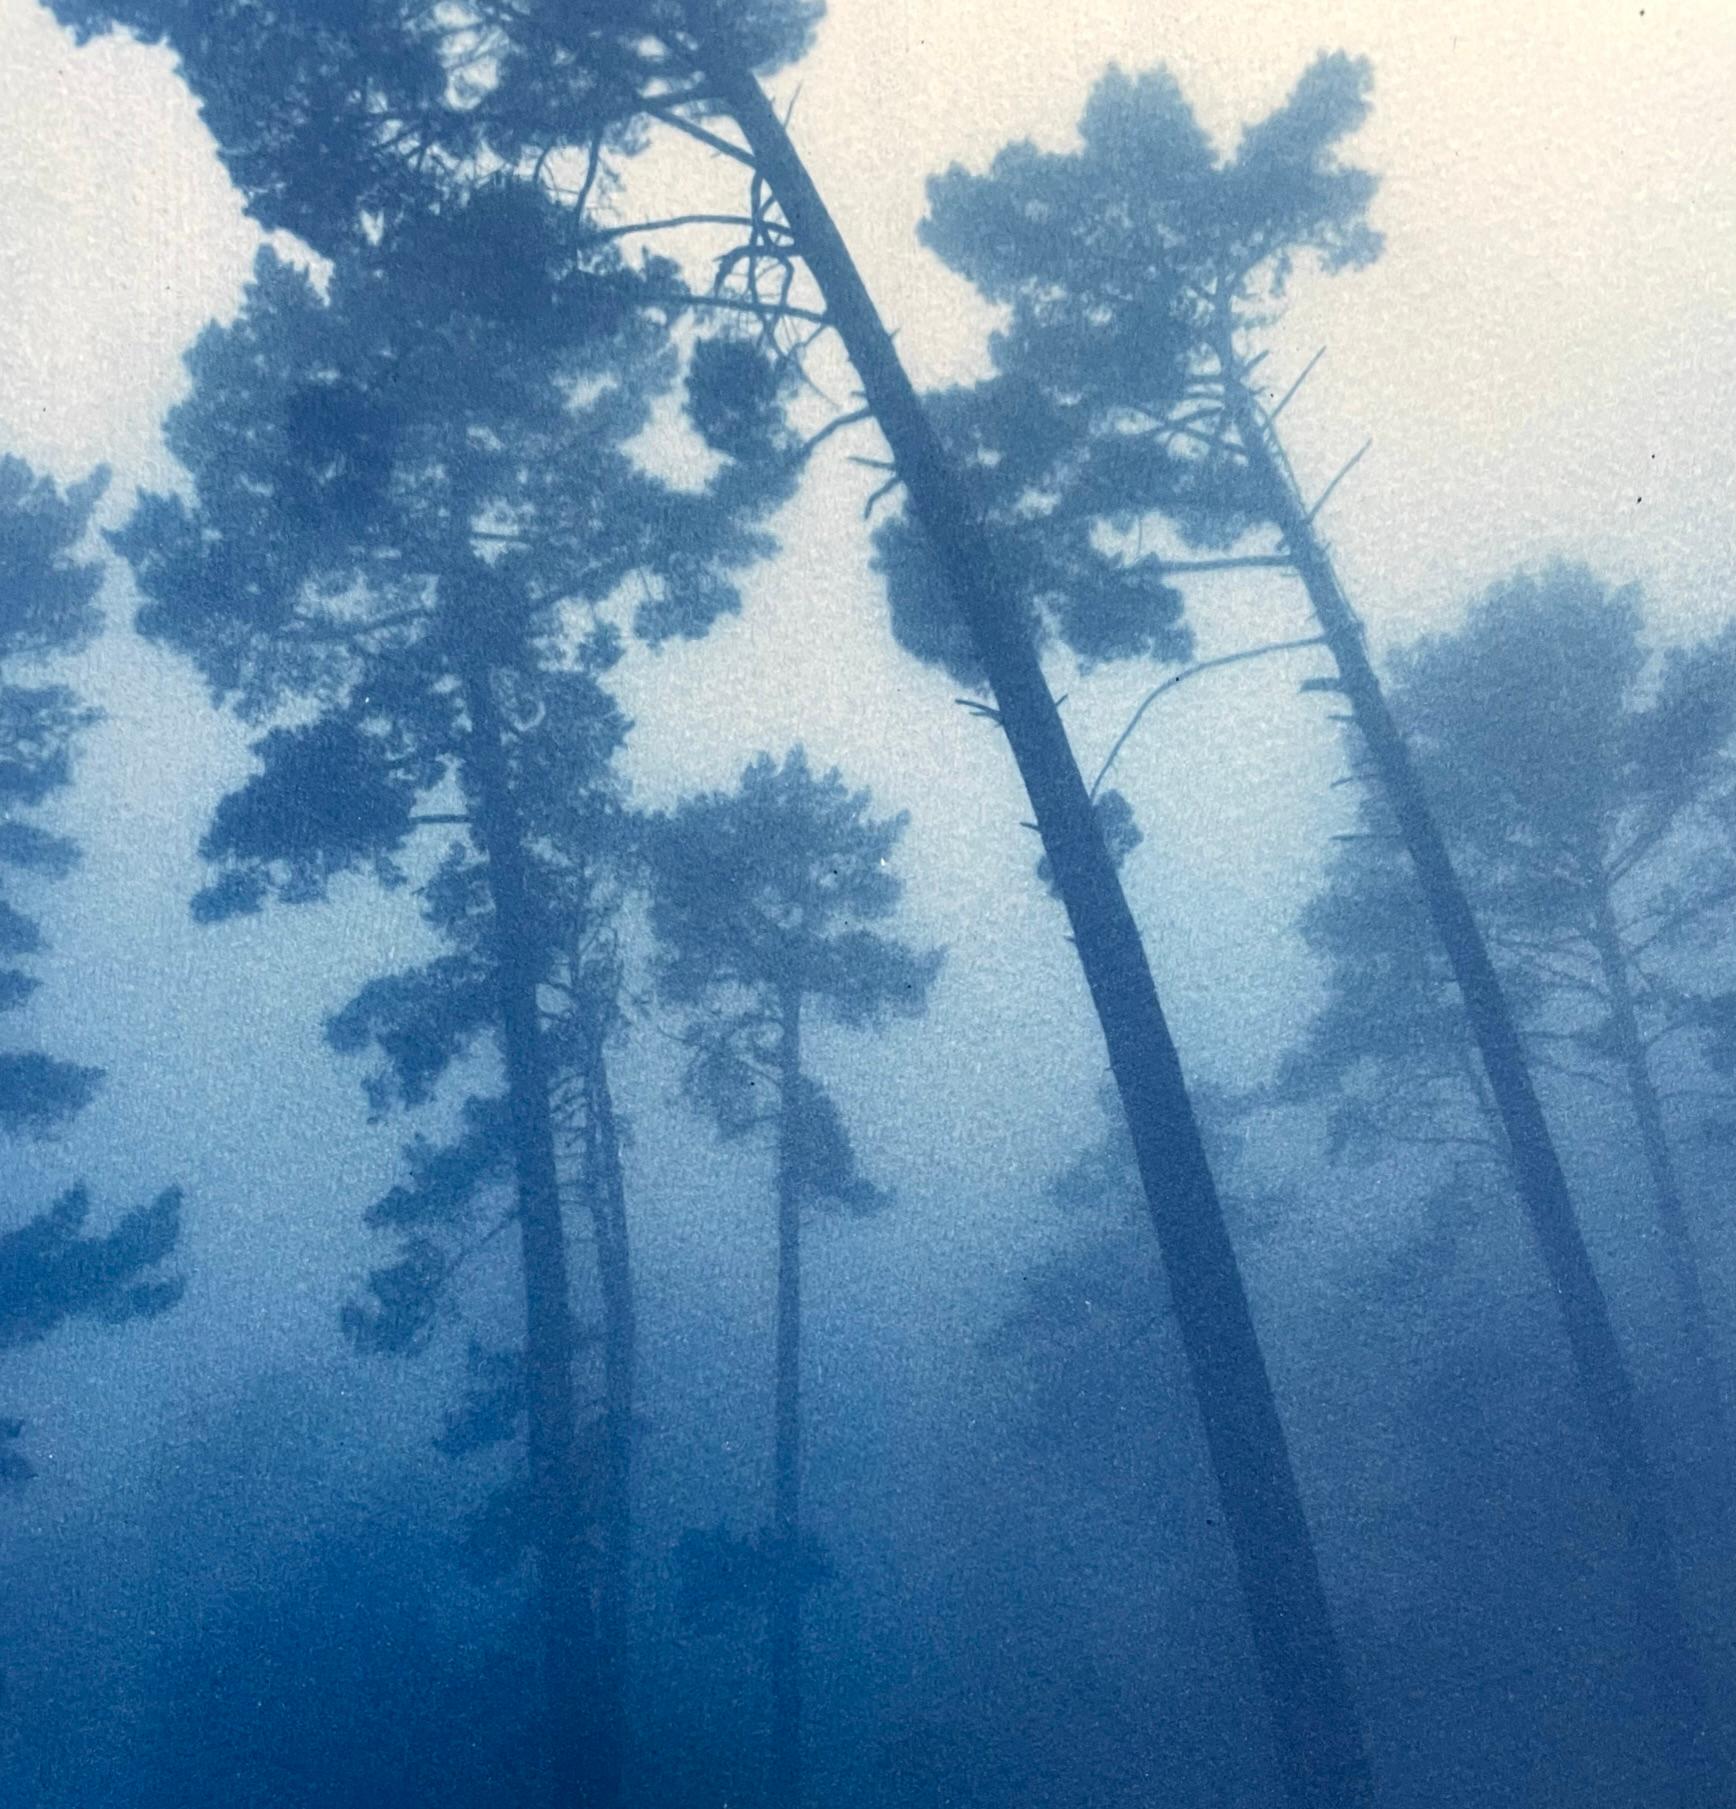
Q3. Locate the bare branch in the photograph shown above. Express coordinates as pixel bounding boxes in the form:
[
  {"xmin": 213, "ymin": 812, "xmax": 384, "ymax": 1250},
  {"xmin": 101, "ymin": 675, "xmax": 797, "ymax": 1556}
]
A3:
[
  {"xmin": 642, "ymin": 101, "xmax": 756, "ymax": 167},
  {"xmin": 288, "ymin": 606, "xmax": 437, "ymax": 645},
  {"xmin": 1268, "ymin": 347, "xmax": 1326, "ymax": 424},
  {"xmin": 1305, "ymin": 437, "xmax": 1372, "ymax": 525},
  {"xmin": 572, "ymin": 128, "xmax": 605, "ymax": 217},
  {"xmin": 637, "ymin": 286, "xmax": 829, "ymax": 328},
  {"xmin": 796, "ymin": 405, "xmax": 875, "ymax": 464},
  {"xmin": 1151, "ymin": 554, "xmax": 1293, "ymax": 576},
  {"xmin": 1089, "ymin": 636, "xmax": 1328, "ymax": 800},
  {"xmin": 589, "ymin": 211, "xmax": 767, "ymax": 244}
]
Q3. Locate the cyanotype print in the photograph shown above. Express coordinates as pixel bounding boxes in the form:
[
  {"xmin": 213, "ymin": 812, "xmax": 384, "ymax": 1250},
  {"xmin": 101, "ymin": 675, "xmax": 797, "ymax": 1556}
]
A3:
[{"xmin": 3, "ymin": 3, "xmax": 1734, "ymax": 1803}]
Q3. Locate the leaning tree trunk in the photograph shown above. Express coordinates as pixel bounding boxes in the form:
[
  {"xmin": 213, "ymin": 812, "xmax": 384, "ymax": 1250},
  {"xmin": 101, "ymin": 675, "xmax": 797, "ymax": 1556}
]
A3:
[
  {"xmin": 769, "ymin": 981, "xmax": 806, "ymax": 1809},
  {"xmin": 685, "ymin": 22, "xmax": 1374, "ymax": 1808},
  {"xmin": 1585, "ymin": 886, "xmax": 1731, "ymax": 1460},
  {"xmin": 582, "ymin": 1018, "xmax": 637, "ymax": 1798},
  {"xmin": 1221, "ymin": 374, "xmax": 1717, "ymax": 1795},
  {"xmin": 459, "ymin": 651, "xmax": 612, "ymax": 1809}
]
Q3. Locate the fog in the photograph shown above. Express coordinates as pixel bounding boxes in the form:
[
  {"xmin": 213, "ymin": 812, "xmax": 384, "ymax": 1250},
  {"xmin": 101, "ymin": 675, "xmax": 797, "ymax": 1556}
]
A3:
[{"xmin": 3, "ymin": 2, "xmax": 1735, "ymax": 1805}]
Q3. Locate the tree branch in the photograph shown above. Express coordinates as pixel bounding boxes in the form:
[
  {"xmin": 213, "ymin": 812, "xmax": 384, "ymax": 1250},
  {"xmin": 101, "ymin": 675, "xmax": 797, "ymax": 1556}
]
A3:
[
  {"xmin": 1089, "ymin": 636, "xmax": 1327, "ymax": 800},
  {"xmin": 796, "ymin": 405, "xmax": 874, "ymax": 464},
  {"xmin": 1305, "ymin": 437, "xmax": 1372, "ymax": 525},
  {"xmin": 1268, "ymin": 347, "xmax": 1326, "ymax": 424},
  {"xmin": 642, "ymin": 101, "xmax": 756, "ymax": 167}
]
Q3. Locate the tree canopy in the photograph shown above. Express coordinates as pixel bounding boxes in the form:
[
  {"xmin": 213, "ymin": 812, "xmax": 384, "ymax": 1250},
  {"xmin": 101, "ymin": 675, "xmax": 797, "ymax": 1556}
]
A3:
[
  {"xmin": 1284, "ymin": 564, "xmax": 1736, "ymax": 1155},
  {"xmin": 648, "ymin": 747, "xmax": 942, "ymax": 1205},
  {"xmin": 876, "ymin": 53, "xmax": 1382, "ymax": 683}
]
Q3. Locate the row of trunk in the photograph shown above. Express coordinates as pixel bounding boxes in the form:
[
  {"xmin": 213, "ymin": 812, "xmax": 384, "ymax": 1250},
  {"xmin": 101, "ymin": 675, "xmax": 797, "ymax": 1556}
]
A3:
[{"xmin": 452, "ymin": 30, "xmax": 1722, "ymax": 1808}]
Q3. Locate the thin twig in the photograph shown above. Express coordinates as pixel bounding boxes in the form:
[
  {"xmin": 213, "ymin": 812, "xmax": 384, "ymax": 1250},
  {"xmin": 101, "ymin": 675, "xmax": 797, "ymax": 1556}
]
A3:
[
  {"xmin": 642, "ymin": 101, "xmax": 756, "ymax": 167},
  {"xmin": 1269, "ymin": 347, "xmax": 1326, "ymax": 423},
  {"xmin": 796, "ymin": 406, "xmax": 874, "ymax": 463},
  {"xmin": 1305, "ymin": 437, "xmax": 1373, "ymax": 525},
  {"xmin": 862, "ymin": 473, "xmax": 902, "ymax": 520},
  {"xmin": 955, "ymin": 697, "xmax": 1003, "ymax": 725},
  {"xmin": 1089, "ymin": 636, "xmax": 1328, "ymax": 800}
]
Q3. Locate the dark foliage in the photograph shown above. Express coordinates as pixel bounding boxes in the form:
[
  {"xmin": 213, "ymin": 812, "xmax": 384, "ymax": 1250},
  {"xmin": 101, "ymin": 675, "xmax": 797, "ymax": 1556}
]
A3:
[
  {"xmin": 873, "ymin": 53, "xmax": 1381, "ymax": 685},
  {"xmin": 1, "ymin": 453, "xmax": 184, "ymax": 1488},
  {"xmin": 49, "ymin": 0, "xmax": 823, "ymax": 253},
  {"xmin": 0, "ymin": 1186, "xmax": 183, "ymax": 1485}
]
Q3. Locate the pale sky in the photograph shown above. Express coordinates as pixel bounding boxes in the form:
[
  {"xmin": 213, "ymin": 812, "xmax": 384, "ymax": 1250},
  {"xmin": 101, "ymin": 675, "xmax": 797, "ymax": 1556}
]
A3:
[{"xmin": 2, "ymin": 0, "xmax": 1734, "ymax": 1411}]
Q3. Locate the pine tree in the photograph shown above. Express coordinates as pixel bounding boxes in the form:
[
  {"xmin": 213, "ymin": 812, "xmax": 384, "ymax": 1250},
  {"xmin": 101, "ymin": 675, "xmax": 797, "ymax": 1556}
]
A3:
[
  {"xmin": 1286, "ymin": 566, "xmax": 1736, "ymax": 1502},
  {"xmin": 47, "ymin": 8, "xmax": 1380, "ymax": 1796},
  {"xmin": 911, "ymin": 61, "xmax": 1719, "ymax": 1789},
  {"xmin": 648, "ymin": 748, "xmax": 940, "ymax": 1809},
  {"xmin": 103, "ymin": 203, "xmax": 789, "ymax": 1803}
]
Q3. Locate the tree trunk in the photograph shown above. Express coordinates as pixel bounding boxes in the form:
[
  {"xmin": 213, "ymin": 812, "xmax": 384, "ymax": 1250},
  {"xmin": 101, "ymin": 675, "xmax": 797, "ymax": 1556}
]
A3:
[
  {"xmin": 459, "ymin": 655, "xmax": 610, "ymax": 1809},
  {"xmin": 1585, "ymin": 886, "xmax": 1731, "ymax": 1460},
  {"xmin": 582, "ymin": 1020, "xmax": 636, "ymax": 1799},
  {"xmin": 1223, "ymin": 377, "xmax": 1716, "ymax": 1795},
  {"xmin": 685, "ymin": 26, "xmax": 1374, "ymax": 1808},
  {"xmin": 770, "ymin": 982, "xmax": 805, "ymax": 1809}
]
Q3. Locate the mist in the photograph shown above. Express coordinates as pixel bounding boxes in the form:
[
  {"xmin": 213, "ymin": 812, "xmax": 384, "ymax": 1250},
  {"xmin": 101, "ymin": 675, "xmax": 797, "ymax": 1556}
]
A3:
[{"xmin": 3, "ymin": 2, "xmax": 1735, "ymax": 1805}]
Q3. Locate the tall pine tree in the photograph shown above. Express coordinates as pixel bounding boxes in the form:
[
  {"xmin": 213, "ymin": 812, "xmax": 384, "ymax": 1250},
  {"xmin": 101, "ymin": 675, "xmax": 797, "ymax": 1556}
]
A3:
[
  {"xmin": 911, "ymin": 61, "xmax": 1719, "ymax": 1789},
  {"xmin": 50, "ymin": 7, "xmax": 1379, "ymax": 1795},
  {"xmin": 105, "ymin": 201, "xmax": 790, "ymax": 1803},
  {"xmin": 648, "ymin": 748, "xmax": 939, "ymax": 1808}
]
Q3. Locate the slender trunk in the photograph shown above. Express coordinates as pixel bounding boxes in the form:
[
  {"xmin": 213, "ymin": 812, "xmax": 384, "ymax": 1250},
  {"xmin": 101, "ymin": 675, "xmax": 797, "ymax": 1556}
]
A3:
[
  {"xmin": 770, "ymin": 982, "xmax": 804, "ymax": 1809},
  {"xmin": 582, "ymin": 1020, "xmax": 636, "ymax": 1796},
  {"xmin": 460, "ymin": 656, "xmax": 610, "ymax": 1808},
  {"xmin": 1585, "ymin": 888, "xmax": 1731, "ymax": 1454},
  {"xmin": 1223, "ymin": 378, "xmax": 1715, "ymax": 1792},
  {"xmin": 686, "ymin": 27, "xmax": 1374, "ymax": 1807}
]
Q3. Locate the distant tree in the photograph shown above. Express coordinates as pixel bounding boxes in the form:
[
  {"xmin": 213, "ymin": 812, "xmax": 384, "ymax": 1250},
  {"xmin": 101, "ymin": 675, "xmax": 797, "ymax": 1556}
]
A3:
[
  {"xmin": 999, "ymin": 1086, "xmax": 1691, "ymax": 1809},
  {"xmin": 914, "ymin": 62, "xmax": 1717, "ymax": 1785},
  {"xmin": 0, "ymin": 455, "xmax": 182, "ymax": 1490},
  {"xmin": 101, "ymin": 204, "xmax": 788, "ymax": 1802},
  {"xmin": 329, "ymin": 673, "xmax": 643, "ymax": 1697},
  {"xmin": 1283, "ymin": 567, "xmax": 1736, "ymax": 1470},
  {"xmin": 647, "ymin": 748, "xmax": 941, "ymax": 1809},
  {"xmin": 47, "ymin": 7, "xmax": 1384, "ymax": 1800}
]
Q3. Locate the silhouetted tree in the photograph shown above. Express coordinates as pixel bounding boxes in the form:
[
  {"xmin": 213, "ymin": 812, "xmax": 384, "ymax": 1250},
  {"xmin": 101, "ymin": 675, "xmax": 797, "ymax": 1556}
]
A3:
[
  {"xmin": 47, "ymin": 7, "xmax": 1380, "ymax": 1798},
  {"xmin": 100, "ymin": 202, "xmax": 788, "ymax": 1802},
  {"xmin": 913, "ymin": 61, "xmax": 1716, "ymax": 1788},
  {"xmin": 1284, "ymin": 567, "xmax": 1736, "ymax": 1491},
  {"xmin": 648, "ymin": 748, "xmax": 940, "ymax": 1809},
  {"xmin": 0, "ymin": 454, "xmax": 182, "ymax": 1489}
]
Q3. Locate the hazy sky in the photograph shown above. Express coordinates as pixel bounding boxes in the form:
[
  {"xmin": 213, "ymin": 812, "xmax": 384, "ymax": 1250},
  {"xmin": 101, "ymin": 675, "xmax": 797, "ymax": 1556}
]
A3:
[{"xmin": 2, "ymin": 0, "xmax": 1734, "ymax": 1466}]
